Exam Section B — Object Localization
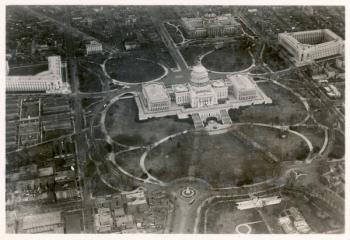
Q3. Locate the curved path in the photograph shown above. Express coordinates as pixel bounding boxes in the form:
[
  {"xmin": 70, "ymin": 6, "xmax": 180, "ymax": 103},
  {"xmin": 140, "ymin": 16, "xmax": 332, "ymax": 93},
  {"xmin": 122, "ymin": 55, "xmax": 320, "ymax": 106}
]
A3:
[
  {"xmin": 86, "ymin": 70, "xmax": 335, "ymax": 233},
  {"xmin": 199, "ymin": 49, "xmax": 255, "ymax": 75},
  {"xmin": 101, "ymin": 56, "xmax": 169, "ymax": 86}
]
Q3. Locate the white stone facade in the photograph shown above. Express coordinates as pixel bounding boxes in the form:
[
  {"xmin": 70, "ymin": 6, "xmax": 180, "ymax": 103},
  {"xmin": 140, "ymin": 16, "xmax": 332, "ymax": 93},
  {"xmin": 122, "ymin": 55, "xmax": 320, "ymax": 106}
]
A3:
[
  {"xmin": 181, "ymin": 13, "xmax": 241, "ymax": 38},
  {"xmin": 6, "ymin": 56, "xmax": 71, "ymax": 93},
  {"xmin": 86, "ymin": 41, "xmax": 103, "ymax": 55},
  {"xmin": 278, "ymin": 29, "xmax": 344, "ymax": 66},
  {"xmin": 138, "ymin": 65, "xmax": 270, "ymax": 125},
  {"xmin": 141, "ymin": 82, "xmax": 171, "ymax": 112},
  {"xmin": 228, "ymin": 74, "xmax": 258, "ymax": 100}
]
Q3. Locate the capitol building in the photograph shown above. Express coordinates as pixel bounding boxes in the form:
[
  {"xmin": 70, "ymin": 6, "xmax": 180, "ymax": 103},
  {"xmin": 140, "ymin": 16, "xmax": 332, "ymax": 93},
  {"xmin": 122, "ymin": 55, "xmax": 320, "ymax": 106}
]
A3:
[{"xmin": 136, "ymin": 64, "xmax": 272, "ymax": 128}]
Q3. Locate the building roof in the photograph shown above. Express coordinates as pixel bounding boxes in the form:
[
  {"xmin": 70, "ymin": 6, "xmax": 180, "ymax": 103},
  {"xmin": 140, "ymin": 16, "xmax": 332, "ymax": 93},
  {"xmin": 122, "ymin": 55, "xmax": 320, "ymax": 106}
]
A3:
[
  {"xmin": 143, "ymin": 83, "xmax": 169, "ymax": 102},
  {"xmin": 125, "ymin": 189, "xmax": 147, "ymax": 206},
  {"xmin": 22, "ymin": 211, "xmax": 62, "ymax": 230},
  {"xmin": 228, "ymin": 74, "xmax": 256, "ymax": 90},
  {"xmin": 212, "ymin": 80, "xmax": 225, "ymax": 88},
  {"xmin": 174, "ymin": 84, "xmax": 188, "ymax": 93},
  {"xmin": 115, "ymin": 214, "xmax": 134, "ymax": 226}
]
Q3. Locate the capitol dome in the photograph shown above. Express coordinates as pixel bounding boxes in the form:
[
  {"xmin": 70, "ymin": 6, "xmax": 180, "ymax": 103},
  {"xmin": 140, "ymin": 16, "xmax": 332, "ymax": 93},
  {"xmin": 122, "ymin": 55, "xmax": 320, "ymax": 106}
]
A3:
[{"xmin": 190, "ymin": 64, "xmax": 210, "ymax": 87}]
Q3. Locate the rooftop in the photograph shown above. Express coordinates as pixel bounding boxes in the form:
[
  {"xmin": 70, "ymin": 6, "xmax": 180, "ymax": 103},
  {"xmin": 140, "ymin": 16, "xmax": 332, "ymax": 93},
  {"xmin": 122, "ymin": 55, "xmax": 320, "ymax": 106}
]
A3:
[
  {"xmin": 228, "ymin": 74, "xmax": 256, "ymax": 90},
  {"xmin": 22, "ymin": 211, "xmax": 62, "ymax": 230},
  {"xmin": 143, "ymin": 83, "xmax": 169, "ymax": 102}
]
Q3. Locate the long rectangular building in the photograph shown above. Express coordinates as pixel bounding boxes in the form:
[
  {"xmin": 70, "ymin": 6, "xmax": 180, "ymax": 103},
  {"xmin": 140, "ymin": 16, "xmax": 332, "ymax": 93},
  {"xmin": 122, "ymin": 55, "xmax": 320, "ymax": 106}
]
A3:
[
  {"xmin": 6, "ymin": 56, "xmax": 71, "ymax": 93},
  {"xmin": 181, "ymin": 13, "xmax": 241, "ymax": 38}
]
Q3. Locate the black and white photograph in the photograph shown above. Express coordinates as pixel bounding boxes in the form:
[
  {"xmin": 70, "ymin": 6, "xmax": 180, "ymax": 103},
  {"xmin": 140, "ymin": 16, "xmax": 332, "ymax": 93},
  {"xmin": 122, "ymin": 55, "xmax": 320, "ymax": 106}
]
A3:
[{"xmin": 2, "ymin": 0, "xmax": 348, "ymax": 237}]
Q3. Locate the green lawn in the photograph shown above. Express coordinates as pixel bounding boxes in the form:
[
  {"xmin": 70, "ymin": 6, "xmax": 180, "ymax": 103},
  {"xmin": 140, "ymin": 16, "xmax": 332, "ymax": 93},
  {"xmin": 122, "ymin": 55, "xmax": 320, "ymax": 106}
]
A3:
[
  {"xmin": 145, "ymin": 130, "xmax": 275, "ymax": 187},
  {"xmin": 294, "ymin": 126, "xmax": 325, "ymax": 153},
  {"xmin": 230, "ymin": 82, "xmax": 308, "ymax": 125},
  {"xmin": 206, "ymin": 201, "xmax": 269, "ymax": 233},
  {"xmin": 237, "ymin": 125, "xmax": 310, "ymax": 161},
  {"xmin": 329, "ymin": 130, "xmax": 345, "ymax": 159},
  {"xmin": 180, "ymin": 44, "xmax": 215, "ymax": 67},
  {"xmin": 78, "ymin": 63, "xmax": 102, "ymax": 92},
  {"xmin": 263, "ymin": 46, "xmax": 290, "ymax": 71},
  {"xmin": 105, "ymin": 56, "xmax": 165, "ymax": 83},
  {"xmin": 201, "ymin": 44, "xmax": 252, "ymax": 72},
  {"xmin": 105, "ymin": 98, "xmax": 193, "ymax": 146},
  {"xmin": 165, "ymin": 22, "xmax": 183, "ymax": 44},
  {"xmin": 115, "ymin": 149, "xmax": 147, "ymax": 179}
]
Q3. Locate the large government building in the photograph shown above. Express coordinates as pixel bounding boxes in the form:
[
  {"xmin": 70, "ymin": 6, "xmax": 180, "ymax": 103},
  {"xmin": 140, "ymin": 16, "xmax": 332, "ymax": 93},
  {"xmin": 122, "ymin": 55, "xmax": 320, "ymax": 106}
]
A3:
[
  {"xmin": 136, "ymin": 64, "xmax": 271, "ymax": 128},
  {"xmin": 278, "ymin": 29, "xmax": 344, "ymax": 66},
  {"xmin": 6, "ymin": 56, "xmax": 71, "ymax": 93},
  {"xmin": 181, "ymin": 13, "xmax": 241, "ymax": 38}
]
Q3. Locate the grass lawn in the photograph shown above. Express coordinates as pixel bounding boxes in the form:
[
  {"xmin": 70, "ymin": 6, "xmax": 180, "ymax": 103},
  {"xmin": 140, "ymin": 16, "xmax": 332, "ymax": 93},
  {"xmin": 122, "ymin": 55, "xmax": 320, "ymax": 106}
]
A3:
[
  {"xmin": 230, "ymin": 82, "xmax": 308, "ymax": 125},
  {"xmin": 294, "ymin": 126, "xmax": 325, "ymax": 153},
  {"xmin": 105, "ymin": 98, "xmax": 193, "ymax": 146},
  {"xmin": 237, "ymin": 125, "xmax": 310, "ymax": 161},
  {"xmin": 43, "ymin": 129, "xmax": 72, "ymax": 141},
  {"xmin": 21, "ymin": 102, "xmax": 39, "ymax": 118},
  {"xmin": 64, "ymin": 211, "xmax": 82, "ymax": 233},
  {"xmin": 180, "ymin": 44, "xmax": 215, "ymax": 67},
  {"xmin": 164, "ymin": 22, "xmax": 183, "ymax": 44},
  {"xmin": 206, "ymin": 201, "xmax": 269, "ymax": 233},
  {"xmin": 105, "ymin": 56, "xmax": 165, "ymax": 83},
  {"xmin": 89, "ymin": 172, "xmax": 118, "ymax": 197},
  {"xmin": 145, "ymin": 130, "xmax": 275, "ymax": 188},
  {"xmin": 201, "ymin": 44, "xmax": 252, "ymax": 72},
  {"xmin": 263, "ymin": 46, "xmax": 290, "ymax": 71},
  {"xmin": 313, "ymin": 108, "xmax": 336, "ymax": 128},
  {"xmin": 82, "ymin": 97, "xmax": 103, "ymax": 109},
  {"xmin": 78, "ymin": 64, "xmax": 102, "ymax": 93},
  {"xmin": 115, "ymin": 149, "xmax": 147, "ymax": 179},
  {"xmin": 329, "ymin": 130, "xmax": 344, "ymax": 159}
]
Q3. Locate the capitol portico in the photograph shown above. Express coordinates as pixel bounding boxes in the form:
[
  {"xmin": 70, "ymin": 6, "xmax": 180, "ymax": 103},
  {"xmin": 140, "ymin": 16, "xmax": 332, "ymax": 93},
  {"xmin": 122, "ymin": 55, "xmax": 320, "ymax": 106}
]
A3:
[{"xmin": 135, "ymin": 64, "xmax": 272, "ymax": 128}]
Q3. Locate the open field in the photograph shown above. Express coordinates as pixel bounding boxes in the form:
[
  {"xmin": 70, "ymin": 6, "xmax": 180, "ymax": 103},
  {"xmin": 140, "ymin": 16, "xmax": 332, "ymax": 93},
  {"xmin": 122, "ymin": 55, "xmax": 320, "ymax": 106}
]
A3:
[
  {"xmin": 145, "ymin": 130, "xmax": 275, "ymax": 187},
  {"xmin": 329, "ymin": 131, "xmax": 344, "ymax": 159},
  {"xmin": 263, "ymin": 46, "xmax": 290, "ymax": 71},
  {"xmin": 293, "ymin": 126, "xmax": 325, "ymax": 153},
  {"xmin": 237, "ymin": 125, "xmax": 310, "ymax": 161},
  {"xmin": 206, "ymin": 201, "xmax": 269, "ymax": 233},
  {"xmin": 164, "ymin": 22, "xmax": 183, "ymax": 44},
  {"xmin": 105, "ymin": 98, "xmax": 193, "ymax": 146},
  {"xmin": 180, "ymin": 44, "xmax": 214, "ymax": 67},
  {"xmin": 105, "ymin": 56, "xmax": 165, "ymax": 83},
  {"xmin": 115, "ymin": 149, "xmax": 147, "ymax": 179},
  {"xmin": 78, "ymin": 63, "xmax": 102, "ymax": 92},
  {"xmin": 229, "ymin": 82, "xmax": 308, "ymax": 125},
  {"xmin": 201, "ymin": 44, "xmax": 252, "ymax": 72},
  {"xmin": 64, "ymin": 211, "xmax": 82, "ymax": 233}
]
